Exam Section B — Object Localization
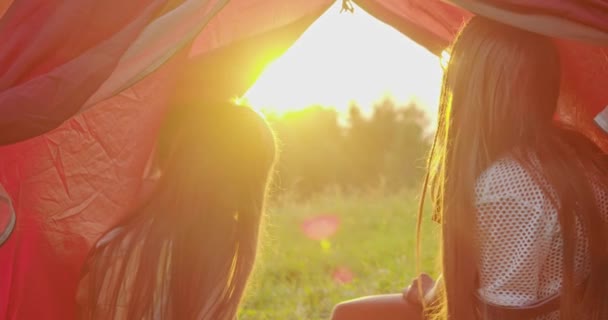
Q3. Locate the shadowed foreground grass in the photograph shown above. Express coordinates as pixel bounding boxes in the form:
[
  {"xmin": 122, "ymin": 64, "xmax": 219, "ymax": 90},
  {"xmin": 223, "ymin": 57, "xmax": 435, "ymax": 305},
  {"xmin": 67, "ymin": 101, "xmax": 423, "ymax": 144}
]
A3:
[{"xmin": 239, "ymin": 189, "xmax": 439, "ymax": 320}]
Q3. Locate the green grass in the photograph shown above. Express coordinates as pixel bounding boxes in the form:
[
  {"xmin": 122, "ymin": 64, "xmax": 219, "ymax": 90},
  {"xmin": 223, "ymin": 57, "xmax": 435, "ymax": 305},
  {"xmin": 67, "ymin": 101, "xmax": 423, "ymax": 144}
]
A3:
[{"xmin": 239, "ymin": 189, "xmax": 440, "ymax": 320}]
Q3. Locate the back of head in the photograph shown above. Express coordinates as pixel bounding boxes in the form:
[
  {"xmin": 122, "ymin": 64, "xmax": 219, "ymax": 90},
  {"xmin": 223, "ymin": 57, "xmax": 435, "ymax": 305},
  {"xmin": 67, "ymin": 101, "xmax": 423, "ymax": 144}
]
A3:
[
  {"xmin": 443, "ymin": 16, "xmax": 561, "ymax": 161},
  {"xmin": 421, "ymin": 16, "xmax": 608, "ymax": 320},
  {"xmin": 80, "ymin": 102, "xmax": 276, "ymax": 320}
]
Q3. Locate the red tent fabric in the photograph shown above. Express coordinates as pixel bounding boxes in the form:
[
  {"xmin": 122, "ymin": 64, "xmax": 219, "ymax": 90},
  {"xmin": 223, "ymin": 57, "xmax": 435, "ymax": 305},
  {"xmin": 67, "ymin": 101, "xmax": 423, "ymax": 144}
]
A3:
[
  {"xmin": 0, "ymin": 0, "xmax": 606, "ymax": 319},
  {"xmin": 0, "ymin": 0, "xmax": 165, "ymax": 143}
]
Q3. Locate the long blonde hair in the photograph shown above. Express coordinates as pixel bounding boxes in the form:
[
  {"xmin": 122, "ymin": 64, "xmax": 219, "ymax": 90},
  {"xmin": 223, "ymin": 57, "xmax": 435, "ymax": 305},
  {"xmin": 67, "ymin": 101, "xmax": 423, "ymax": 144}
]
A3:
[
  {"xmin": 418, "ymin": 17, "xmax": 608, "ymax": 319},
  {"xmin": 79, "ymin": 103, "xmax": 276, "ymax": 319}
]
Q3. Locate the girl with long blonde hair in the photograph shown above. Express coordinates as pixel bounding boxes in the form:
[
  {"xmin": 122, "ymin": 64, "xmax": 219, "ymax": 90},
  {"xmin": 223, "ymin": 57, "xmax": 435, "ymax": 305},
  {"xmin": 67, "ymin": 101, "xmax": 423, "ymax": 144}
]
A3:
[
  {"xmin": 333, "ymin": 16, "xmax": 608, "ymax": 320},
  {"xmin": 78, "ymin": 103, "xmax": 276, "ymax": 320}
]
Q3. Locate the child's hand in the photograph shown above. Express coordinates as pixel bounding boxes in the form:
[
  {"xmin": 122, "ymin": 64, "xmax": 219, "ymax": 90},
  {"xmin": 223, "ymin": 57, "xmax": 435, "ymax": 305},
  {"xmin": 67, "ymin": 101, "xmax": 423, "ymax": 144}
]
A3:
[{"xmin": 403, "ymin": 273, "xmax": 436, "ymax": 306}]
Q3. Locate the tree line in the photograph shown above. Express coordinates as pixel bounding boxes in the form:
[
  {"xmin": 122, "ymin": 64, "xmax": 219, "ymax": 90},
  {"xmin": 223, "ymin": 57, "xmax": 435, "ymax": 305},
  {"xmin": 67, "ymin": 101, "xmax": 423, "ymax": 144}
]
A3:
[{"xmin": 264, "ymin": 98, "xmax": 431, "ymax": 197}]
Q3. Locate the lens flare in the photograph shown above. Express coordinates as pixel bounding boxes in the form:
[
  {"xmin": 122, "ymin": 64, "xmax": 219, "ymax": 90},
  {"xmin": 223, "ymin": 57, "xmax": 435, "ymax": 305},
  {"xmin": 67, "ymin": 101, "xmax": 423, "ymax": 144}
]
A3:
[
  {"xmin": 300, "ymin": 214, "xmax": 340, "ymax": 241},
  {"xmin": 332, "ymin": 266, "xmax": 354, "ymax": 284}
]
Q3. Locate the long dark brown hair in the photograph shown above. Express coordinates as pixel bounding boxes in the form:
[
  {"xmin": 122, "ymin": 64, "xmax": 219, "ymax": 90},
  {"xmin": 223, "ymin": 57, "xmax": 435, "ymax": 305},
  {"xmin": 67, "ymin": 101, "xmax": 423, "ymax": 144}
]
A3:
[
  {"xmin": 418, "ymin": 16, "xmax": 608, "ymax": 319},
  {"xmin": 78, "ymin": 102, "xmax": 276, "ymax": 319}
]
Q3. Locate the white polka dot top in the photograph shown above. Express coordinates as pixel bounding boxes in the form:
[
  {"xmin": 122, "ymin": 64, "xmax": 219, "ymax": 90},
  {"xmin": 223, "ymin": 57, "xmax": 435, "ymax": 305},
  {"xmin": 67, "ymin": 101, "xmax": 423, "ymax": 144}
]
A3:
[{"xmin": 475, "ymin": 156, "xmax": 606, "ymax": 319}]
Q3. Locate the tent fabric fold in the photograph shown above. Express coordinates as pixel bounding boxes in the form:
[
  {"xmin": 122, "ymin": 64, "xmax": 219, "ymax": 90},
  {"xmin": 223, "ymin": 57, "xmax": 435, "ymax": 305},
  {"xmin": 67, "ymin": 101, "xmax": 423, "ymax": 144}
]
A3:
[
  {"xmin": 0, "ymin": 0, "xmax": 237, "ymax": 144},
  {"xmin": 0, "ymin": 0, "xmax": 166, "ymax": 144},
  {"xmin": 467, "ymin": 0, "xmax": 608, "ymax": 33},
  {"xmin": 356, "ymin": 0, "xmax": 469, "ymax": 54},
  {"xmin": 0, "ymin": 0, "xmax": 607, "ymax": 319},
  {"xmin": 83, "ymin": 0, "xmax": 231, "ymax": 109},
  {"xmin": 447, "ymin": 0, "xmax": 608, "ymax": 45}
]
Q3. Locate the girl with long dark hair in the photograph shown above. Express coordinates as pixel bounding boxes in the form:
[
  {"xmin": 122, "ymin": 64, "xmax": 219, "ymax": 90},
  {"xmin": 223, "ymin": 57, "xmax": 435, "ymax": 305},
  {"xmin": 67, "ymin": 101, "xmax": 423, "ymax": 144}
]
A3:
[
  {"xmin": 77, "ymin": 103, "xmax": 276, "ymax": 320},
  {"xmin": 333, "ymin": 16, "xmax": 608, "ymax": 320}
]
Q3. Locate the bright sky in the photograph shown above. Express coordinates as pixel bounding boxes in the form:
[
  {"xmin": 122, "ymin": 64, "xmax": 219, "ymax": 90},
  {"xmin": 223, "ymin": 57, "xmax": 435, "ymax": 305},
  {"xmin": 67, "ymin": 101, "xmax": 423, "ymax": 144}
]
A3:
[{"xmin": 244, "ymin": 2, "xmax": 443, "ymax": 118}]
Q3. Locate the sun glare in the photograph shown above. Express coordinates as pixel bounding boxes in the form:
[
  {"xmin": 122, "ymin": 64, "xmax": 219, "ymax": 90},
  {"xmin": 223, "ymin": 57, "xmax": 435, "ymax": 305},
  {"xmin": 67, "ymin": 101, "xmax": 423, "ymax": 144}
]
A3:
[{"xmin": 244, "ymin": 2, "xmax": 443, "ymax": 118}]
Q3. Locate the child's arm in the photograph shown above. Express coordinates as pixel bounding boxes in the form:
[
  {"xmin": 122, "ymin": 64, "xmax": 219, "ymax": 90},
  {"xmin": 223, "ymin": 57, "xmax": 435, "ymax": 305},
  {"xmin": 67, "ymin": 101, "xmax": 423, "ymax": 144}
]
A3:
[
  {"xmin": 330, "ymin": 273, "xmax": 439, "ymax": 320},
  {"xmin": 331, "ymin": 293, "xmax": 423, "ymax": 320}
]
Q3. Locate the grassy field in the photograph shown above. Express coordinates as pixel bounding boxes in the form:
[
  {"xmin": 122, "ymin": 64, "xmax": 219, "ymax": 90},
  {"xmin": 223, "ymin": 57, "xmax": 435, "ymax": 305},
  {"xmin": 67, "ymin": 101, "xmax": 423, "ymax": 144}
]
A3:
[{"xmin": 239, "ymin": 189, "xmax": 440, "ymax": 320}]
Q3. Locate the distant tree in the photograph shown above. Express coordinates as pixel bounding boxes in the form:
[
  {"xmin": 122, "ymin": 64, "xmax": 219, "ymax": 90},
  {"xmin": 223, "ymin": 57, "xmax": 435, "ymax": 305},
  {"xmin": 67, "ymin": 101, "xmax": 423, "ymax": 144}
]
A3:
[
  {"xmin": 267, "ymin": 106, "xmax": 347, "ymax": 196},
  {"xmin": 345, "ymin": 98, "xmax": 430, "ymax": 189},
  {"xmin": 383, "ymin": 101, "xmax": 430, "ymax": 189},
  {"xmin": 266, "ymin": 99, "xmax": 431, "ymax": 197}
]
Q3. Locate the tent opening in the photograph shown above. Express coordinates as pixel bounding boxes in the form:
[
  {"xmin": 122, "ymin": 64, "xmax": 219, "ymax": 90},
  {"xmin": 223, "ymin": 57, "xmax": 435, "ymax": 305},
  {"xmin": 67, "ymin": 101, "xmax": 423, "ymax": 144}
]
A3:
[
  {"xmin": 235, "ymin": 2, "xmax": 443, "ymax": 318},
  {"xmin": 243, "ymin": 1, "xmax": 443, "ymax": 124}
]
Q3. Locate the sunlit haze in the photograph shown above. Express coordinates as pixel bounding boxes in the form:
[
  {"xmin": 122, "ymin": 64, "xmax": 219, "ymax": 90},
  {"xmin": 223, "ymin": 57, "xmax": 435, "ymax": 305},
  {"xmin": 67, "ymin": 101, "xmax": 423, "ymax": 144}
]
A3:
[{"xmin": 244, "ymin": 2, "xmax": 443, "ymax": 118}]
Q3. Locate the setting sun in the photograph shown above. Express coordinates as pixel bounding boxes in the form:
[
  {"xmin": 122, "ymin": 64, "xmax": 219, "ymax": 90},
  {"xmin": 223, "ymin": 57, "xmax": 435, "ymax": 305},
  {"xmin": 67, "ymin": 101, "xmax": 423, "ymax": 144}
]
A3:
[{"xmin": 244, "ymin": 2, "xmax": 443, "ymax": 118}]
